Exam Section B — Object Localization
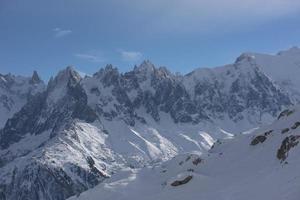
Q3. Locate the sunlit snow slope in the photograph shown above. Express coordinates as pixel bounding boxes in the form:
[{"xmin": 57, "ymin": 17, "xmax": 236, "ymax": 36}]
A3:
[{"xmin": 70, "ymin": 106, "xmax": 300, "ymax": 200}]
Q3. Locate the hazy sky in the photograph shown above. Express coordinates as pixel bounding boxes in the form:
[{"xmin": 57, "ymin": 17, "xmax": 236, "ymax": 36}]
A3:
[{"xmin": 1, "ymin": 0, "xmax": 300, "ymax": 80}]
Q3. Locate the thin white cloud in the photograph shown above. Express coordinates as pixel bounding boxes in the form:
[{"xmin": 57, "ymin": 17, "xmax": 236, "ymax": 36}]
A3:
[
  {"xmin": 75, "ymin": 53, "xmax": 104, "ymax": 63},
  {"xmin": 53, "ymin": 28, "xmax": 72, "ymax": 38},
  {"xmin": 119, "ymin": 50, "xmax": 143, "ymax": 62}
]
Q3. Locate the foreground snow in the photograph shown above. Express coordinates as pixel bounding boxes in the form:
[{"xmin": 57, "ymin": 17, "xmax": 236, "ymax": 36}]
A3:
[{"xmin": 70, "ymin": 106, "xmax": 300, "ymax": 200}]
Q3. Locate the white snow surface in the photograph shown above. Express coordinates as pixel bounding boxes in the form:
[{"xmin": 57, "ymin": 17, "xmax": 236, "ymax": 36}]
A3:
[
  {"xmin": 253, "ymin": 48, "xmax": 300, "ymax": 102},
  {"xmin": 99, "ymin": 111, "xmax": 233, "ymax": 168},
  {"xmin": 69, "ymin": 106, "xmax": 300, "ymax": 200}
]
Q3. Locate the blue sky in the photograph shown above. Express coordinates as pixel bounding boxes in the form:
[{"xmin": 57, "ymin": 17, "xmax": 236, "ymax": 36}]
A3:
[{"xmin": 1, "ymin": 0, "xmax": 300, "ymax": 80}]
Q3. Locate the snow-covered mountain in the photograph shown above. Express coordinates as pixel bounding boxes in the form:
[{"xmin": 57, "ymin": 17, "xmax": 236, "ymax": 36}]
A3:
[
  {"xmin": 252, "ymin": 46, "xmax": 300, "ymax": 102},
  {"xmin": 183, "ymin": 55, "xmax": 292, "ymax": 131},
  {"xmin": 69, "ymin": 105, "xmax": 300, "ymax": 200},
  {"xmin": 0, "ymin": 47, "xmax": 300, "ymax": 200},
  {"xmin": 0, "ymin": 71, "xmax": 45, "ymax": 128},
  {"xmin": 0, "ymin": 66, "xmax": 232, "ymax": 200}
]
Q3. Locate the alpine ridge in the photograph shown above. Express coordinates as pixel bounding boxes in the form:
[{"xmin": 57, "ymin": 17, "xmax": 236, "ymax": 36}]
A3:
[
  {"xmin": 0, "ymin": 47, "xmax": 300, "ymax": 200},
  {"xmin": 0, "ymin": 71, "xmax": 45, "ymax": 128}
]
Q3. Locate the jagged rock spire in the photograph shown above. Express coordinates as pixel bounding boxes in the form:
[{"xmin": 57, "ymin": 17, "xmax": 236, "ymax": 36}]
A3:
[
  {"xmin": 48, "ymin": 66, "xmax": 82, "ymax": 90},
  {"xmin": 134, "ymin": 60, "xmax": 155, "ymax": 73},
  {"xmin": 29, "ymin": 70, "xmax": 42, "ymax": 84}
]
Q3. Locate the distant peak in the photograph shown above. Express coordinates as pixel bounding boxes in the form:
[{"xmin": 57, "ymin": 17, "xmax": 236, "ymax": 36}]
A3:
[
  {"xmin": 157, "ymin": 66, "xmax": 170, "ymax": 74},
  {"xmin": 134, "ymin": 60, "xmax": 155, "ymax": 73},
  {"xmin": 64, "ymin": 66, "xmax": 76, "ymax": 74},
  {"xmin": 57, "ymin": 66, "xmax": 81, "ymax": 81},
  {"xmin": 29, "ymin": 70, "xmax": 42, "ymax": 84},
  {"xmin": 94, "ymin": 64, "xmax": 119, "ymax": 78},
  {"xmin": 277, "ymin": 46, "xmax": 300, "ymax": 56},
  {"xmin": 48, "ymin": 66, "xmax": 81, "ymax": 89},
  {"xmin": 141, "ymin": 60, "xmax": 154, "ymax": 65},
  {"xmin": 103, "ymin": 64, "xmax": 118, "ymax": 72},
  {"xmin": 235, "ymin": 53, "xmax": 256, "ymax": 63}
]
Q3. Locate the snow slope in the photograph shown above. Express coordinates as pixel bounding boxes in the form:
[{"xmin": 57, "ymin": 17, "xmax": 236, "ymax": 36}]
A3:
[
  {"xmin": 238, "ymin": 46, "xmax": 300, "ymax": 102},
  {"xmin": 69, "ymin": 106, "xmax": 300, "ymax": 200}
]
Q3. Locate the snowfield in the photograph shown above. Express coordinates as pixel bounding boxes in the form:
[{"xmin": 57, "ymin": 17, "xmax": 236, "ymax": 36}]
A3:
[{"xmin": 70, "ymin": 106, "xmax": 300, "ymax": 200}]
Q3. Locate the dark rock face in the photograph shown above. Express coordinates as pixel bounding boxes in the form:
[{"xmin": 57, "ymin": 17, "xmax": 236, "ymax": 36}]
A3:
[
  {"xmin": 0, "ymin": 72, "xmax": 45, "ymax": 128},
  {"xmin": 191, "ymin": 64, "xmax": 292, "ymax": 125},
  {"xmin": 264, "ymin": 130, "xmax": 273, "ymax": 136},
  {"xmin": 0, "ymin": 68, "xmax": 103, "ymax": 200},
  {"xmin": 248, "ymin": 130, "xmax": 272, "ymax": 146},
  {"xmin": 83, "ymin": 63, "xmax": 209, "ymax": 126},
  {"xmin": 68, "ymin": 84, "xmax": 98, "ymax": 123},
  {"xmin": 277, "ymin": 135, "xmax": 300, "ymax": 161},
  {"xmin": 278, "ymin": 109, "xmax": 294, "ymax": 120},
  {"xmin": 291, "ymin": 122, "xmax": 300, "ymax": 130},
  {"xmin": 30, "ymin": 71, "xmax": 42, "ymax": 85},
  {"xmin": 0, "ymin": 161, "xmax": 106, "ymax": 200},
  {"xmin": 80, "ymin": 60, "xmax": 294, "ymax": 131},
  {"xmin": 281, "ymin": 128, "xmax": 290, "ymax": 134},
  {"xmin": 250, "ymin": 135, "xmax": 267, "ymax": 146},
  {"xmin": 192, "ymin": 158, "xmax": 202, "ymax": 166},
  {"xmin": 0, "ymin": 68, "xmax": 97, "ymax": 149},
  {"xmin": 171, "ymin": 175, "xmax": 193, "ymax": 186},
  {"xmin": 0, "ymin": 92, "xmax": 46, "ymax": 149}
]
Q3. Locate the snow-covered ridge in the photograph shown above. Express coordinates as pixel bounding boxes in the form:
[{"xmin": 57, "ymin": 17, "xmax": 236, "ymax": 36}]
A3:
[
  {"xmin": 0, "ymin": 47, "xmax": 300, "ymax": 200},
  {"xmin": 0, "ymin": 71, "xmax": 45, "ymax": 128}
]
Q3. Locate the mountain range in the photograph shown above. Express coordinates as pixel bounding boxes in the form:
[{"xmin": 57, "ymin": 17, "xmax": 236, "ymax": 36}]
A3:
[{"xmin": 1, "ymin": 47, "xmax": 300, "ymax": 200}]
